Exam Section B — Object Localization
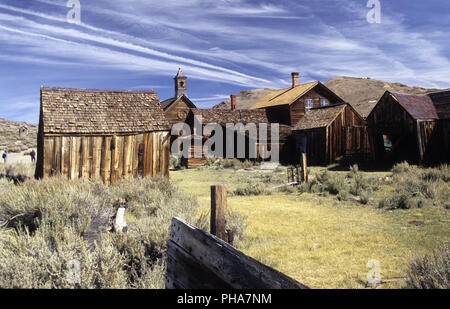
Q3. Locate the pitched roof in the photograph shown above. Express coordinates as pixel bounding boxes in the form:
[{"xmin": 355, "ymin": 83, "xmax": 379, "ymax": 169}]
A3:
[
  {"xmin": 389, "ymin": 92, "xmax": 438, "ymax": 120},
  {"xmin": 251, "ymin": 81, "xmax": 319, "ymax": 109},
  {"xmin": 161, "ymin": 94, "xmax": 196, "ymax": 111},
  {"xmin": 40, "ymin": 87, "xmax": 170, "ymax": 134},
  {"xmin": 251, "ymin": 81, "xmax": 345, "ymax": 110},
  {"xmin": 293, "ymin": 104, "xmax": 347, "ymax": 131},
  {"xmin": 160, "ymin": 97, "xmax": 177, "ymax": 110},
  {"xmin": 191, "ymin": 109, "xmax": 269, "ymax": 125},
  {"xmin": 427, "ymin": 90, "xmax": 450, "ymax": 119}
]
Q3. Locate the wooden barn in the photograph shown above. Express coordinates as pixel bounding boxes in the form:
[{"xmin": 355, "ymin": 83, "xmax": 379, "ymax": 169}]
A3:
[
  {"xmin": 36, "ymin": 87, "xmax": 171, "ymax": 185},
  {"xmin": 292, "ymin": 103, "xmax": 370, "ymax": 165},
  {"xmin": 160, "ymin": 68, "xmax": 197, "ymax": 128},
  {"xmin": 251, "ymin": 72, "xmax": 345, "ymax": 125},
  {"xmin": 367, "ymin": 90, "xmax": 450, "ymax": 165}
]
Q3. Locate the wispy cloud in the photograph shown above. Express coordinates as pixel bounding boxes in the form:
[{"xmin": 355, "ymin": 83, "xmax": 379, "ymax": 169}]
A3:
[{"xmin": 0, "ymin": 0, "xmax": 448, "ymax": 123}]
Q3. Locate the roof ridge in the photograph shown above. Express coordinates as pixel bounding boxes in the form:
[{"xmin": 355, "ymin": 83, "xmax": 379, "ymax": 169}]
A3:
[{"xmin": 41, "ymin": 86, "xmax": 156, "ymax": 94}]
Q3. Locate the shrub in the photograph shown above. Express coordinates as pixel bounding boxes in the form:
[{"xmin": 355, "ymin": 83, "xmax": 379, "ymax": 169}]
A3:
[
  {"xmin": 0, "ymin": 176, "xmax": 205, "ymax": 288},
  {"xmin": 392, "ymin": 161, "xmax": 412, "ymax": 174},
  {"xmin": 169, "ymin": 156, "xmax": 181, "ymax": 170},
  {"xmin": 406, "ymin": 242, "xmax": 450, "ymax": 289},
  {"xmin": 359, "ymin": 190, "xmax": 371, "ymax": 205},
  {"xmin": 231, "ymin": 182, "xmax": 271, "ymax": 196}
]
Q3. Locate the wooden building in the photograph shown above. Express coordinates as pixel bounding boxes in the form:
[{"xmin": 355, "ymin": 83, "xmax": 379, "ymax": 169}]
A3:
[
  {"xmin": 367, "ymin": 90, "xmax": 450, "ymax": 165},
  {"xmin": 179, "ymin": 104, "xmax": 287, "ymax": 167},
  {"xmin": 292, "ymin": 103, "xmax": 370, "ymax": 165},
  {"xmin": 36, "ymin": 87, "xmax": 171, "ymax": 184},
  {"xmin": 160, "ymin": 68, "xmax": 197, "ymax": 128},
  {"xmin": 251, "ymin": 72, "xmax": 345, "ymax": 125}
]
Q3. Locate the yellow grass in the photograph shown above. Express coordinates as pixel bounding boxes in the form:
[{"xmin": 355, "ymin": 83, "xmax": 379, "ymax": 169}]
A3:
[{"xmin": 171, "ymin": 168, "xmax": 449, "ymax": 289}]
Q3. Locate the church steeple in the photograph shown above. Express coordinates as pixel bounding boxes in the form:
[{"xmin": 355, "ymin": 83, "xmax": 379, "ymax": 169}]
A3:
[{"xmin": 174, "ymin": 68, "xmax": 187, "ymax": 98}]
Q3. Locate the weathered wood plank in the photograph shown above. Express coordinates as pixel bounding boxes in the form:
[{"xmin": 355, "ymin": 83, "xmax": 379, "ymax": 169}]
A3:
[
  {"xmin": 166, "ymin": 239, "xmax": 232, "ymax": 289},
  {"xmin": 91, "ymin": 137, "xmax": 102, "ymax": 180},
  {"xmin": 61, "ymin": 136, "xmax": 70, "ymax": 178},
  {"xmin": 43, "ymin": 137, "xmax": 54, "ymax": 177},
  {"xmin": 69, "ymin": 136, "xmax": 79, "ymax": 180},
  {"xmin": 101, "ymin": 137, "xmax": 112, "ymax": 185},
  {"xmin": 80, "ymin": 137, "xmax": 90, "ymax": 179},
  {"xmin": 110, "ymin": 135, "xmax": 121, "ymax": 185},
  {"xmin": 167, "ymin": 217, "xmax": 309, "ymax": 289},
  {"xmin": 123, "ymin": 135, "xmax": 132, "ymax": 180}
]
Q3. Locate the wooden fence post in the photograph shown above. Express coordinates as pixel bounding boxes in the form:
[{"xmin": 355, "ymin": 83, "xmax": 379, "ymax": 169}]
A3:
[
  {"xmin": 211, "ymin": 185, "xmax": 227, "ymax": 242},
  {"xmin": 301, "ymin": 153, "xmax": 308, "ymax": 183}
]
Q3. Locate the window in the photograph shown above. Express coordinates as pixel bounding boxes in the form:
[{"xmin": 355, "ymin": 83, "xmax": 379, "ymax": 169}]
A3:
[
  {"xmin": 305, "ymin": 99, "xmax": 314, "ymax": 112},
  {"xmin": 321, "ymin": 99, "xmax": 329, "ymax": 107}
]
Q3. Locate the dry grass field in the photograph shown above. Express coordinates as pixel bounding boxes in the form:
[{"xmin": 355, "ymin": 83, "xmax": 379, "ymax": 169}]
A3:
[
  {"xmin": 0, "ymin": 161, "xmax": 448, "ymax": 289},
  {"xmin": 171, "ymin": 163, "xmax": 449, "ymax": 289}
]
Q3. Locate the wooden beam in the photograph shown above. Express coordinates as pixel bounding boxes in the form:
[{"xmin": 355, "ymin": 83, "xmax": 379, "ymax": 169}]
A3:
[
  {"xmin": 166, "ymin": 217, "xmax": 309, "ymax": 289},
  {"xmin": 301, "ymin": 153, "xmax": 308, "ymax": 183},
  {"xmin": 210, "ymin": 184, "xmax": 227, "ymax": 242}
]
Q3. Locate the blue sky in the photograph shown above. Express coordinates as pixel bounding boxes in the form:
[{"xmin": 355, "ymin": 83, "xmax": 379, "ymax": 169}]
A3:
[{"xmin": 0, "ymin": 0, "xmax": 449, "ymax": 123}]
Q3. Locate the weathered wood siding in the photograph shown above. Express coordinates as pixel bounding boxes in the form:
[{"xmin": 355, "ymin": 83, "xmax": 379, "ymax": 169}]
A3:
[
  {"xmin": 367, "ymin": 93, "xmax": 449, "ymax": 165},
  {"xmin": 300, "ymin": 105, "xmax": 370, "ymax": 165},
  {"xmin": 164, "ymin": 98, "xmax": 192, "ymax": 128},
  {"xmin": 38, "ymin": 131, "xmax": 170, "ymax": 184}
]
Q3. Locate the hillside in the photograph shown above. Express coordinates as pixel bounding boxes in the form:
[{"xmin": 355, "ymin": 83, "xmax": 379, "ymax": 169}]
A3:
[
  {"xmin": 0, "ymin": 118, "xmax": 38, "ymax": 153},
  {"xmin": 324, "ymin": 76, "xmax": 447, "ymax": 119},
  {"xmin": 212, "ymin": 88, "xmax": 275, "ymax": 110},
  {"xmin": 212, "ymin": 76, "xmax": 448, "ymax": 119}
]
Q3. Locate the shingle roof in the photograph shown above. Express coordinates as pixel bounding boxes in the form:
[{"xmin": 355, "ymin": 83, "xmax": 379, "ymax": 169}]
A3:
[
  {"xmin": 191, "ymin": 109, "xmax": 269, "ymax": 125},
  {"xmin": 251, "ymin": 81, "xmax": 319, "ymax": 109},
  {"xmin": 161, "ymin": 94, "xmax": 196, "ymax": 111},
  {"xmin": 40, "ymin": 87, "xmax": 170, "ymax": 134},
  {"xmin": 160, "ymin": 97, "xmax": 177, "ymax": 110},
  {"xmin": 293, "ymin": 104, "xmax": 347, "ymax": 130}
]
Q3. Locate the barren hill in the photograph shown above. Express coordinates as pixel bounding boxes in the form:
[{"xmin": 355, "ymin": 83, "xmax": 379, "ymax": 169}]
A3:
[
  {"xmin": 0, "ymin": 118, "xmax": 38, "ymax": 153},
  {"xmin": 324, "ymin": 76, "xmax": 447, "ymax": 118},
  {"xmin": 212, "ymin": 76, "xmax": 448, "ymax": 119},
  {"xmin": 212, "ymin": 88, "xmax": 275, "ymax": 110}
]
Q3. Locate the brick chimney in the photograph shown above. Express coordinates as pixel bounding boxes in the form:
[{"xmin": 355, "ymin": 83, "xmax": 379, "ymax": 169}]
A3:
[
  {"xmin": 230, "ymin": 94, "xmax": 237, "ymax": 110},
  {"xmin": 291, "ymin": 72, "xmax": 299, "ymax": 88}
]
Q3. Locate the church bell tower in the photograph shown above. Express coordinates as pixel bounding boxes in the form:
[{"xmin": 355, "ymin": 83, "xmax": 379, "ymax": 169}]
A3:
[{"xmin": 174, "ymin": 68, "xmax": 187, "ymax": 98}]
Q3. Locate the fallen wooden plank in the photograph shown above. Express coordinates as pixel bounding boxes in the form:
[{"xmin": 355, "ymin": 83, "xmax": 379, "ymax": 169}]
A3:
[{"xmin": 166, "ymin": 217, "xmax": 309, "ymax": 289}]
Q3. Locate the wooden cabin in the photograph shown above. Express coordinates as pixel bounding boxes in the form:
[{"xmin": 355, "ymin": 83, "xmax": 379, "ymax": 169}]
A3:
[
  {"xmin": 367, "ymin": 90, "xmax": 450, "ymax": 165},
  {"xmin": 292, "ymin": 103, "xmax": 370, "ymax": 165},
  {"xmin": 251, "ymin": 73, "xmax": 345, "ymax": 125},
  {"xmin": 36, "ymin": 87, "xmax": 171, "ymax": 185}
]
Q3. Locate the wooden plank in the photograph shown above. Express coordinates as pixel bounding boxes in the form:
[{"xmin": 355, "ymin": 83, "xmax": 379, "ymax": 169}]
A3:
[
  {"xmin": 162, "ymin": 132, "xmax": 170, "ymax": 177},
  {"xmin": 166, "ymin": 217, "xmax": 309, "ymax": 289},
  {"xmin": 69, "ymin": 137, "xmax": 79, "ymax": 180},
  {"xmin": 123, "ymin": 135, "xmax": 133, "ymax": 180},
  {"xmin": 301, "ymin": 153, "xmax": 308, "ymax": 183},
  {"xmin": 143, "ymin": 133, "xmax": 153, "ymax": 178},
  {"xmin": 52, "ymin": 136, "xmax": 61, "ymax": 176},
  {"xmin": 91, "ymin": 137, "xmax": 102, "ymax": 180},
  {"xmin": 43, "ymin": 137, "xmax": 54, "ymax": 178},
  {"xmin": 101, "ymin": 137, "xmax": 112, "ymax": 185},
  {"xmin": 166, "ymin": 239, "xmax": 232, "ymax": 289},
  {"xmin": 110, "ymin": 135, "xmax": 121, "ymax": 185},
  {"xmin": 132, "ymin": 135, "xmax": 140, "ymax": 177},
  {"xmin": 211, "ymin": 185, "xmax": 228, "ymax": 242},
  {"xmin": 153, "ymin": 132, "xmax": 160, "ymax": 176},
  {"xmin": 80, "ymin": 137, "xmax": 90, "ymax": 179},
  {"xmin": 61, "ymin": 136, "xmax": 70, "ymax": 179}
]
